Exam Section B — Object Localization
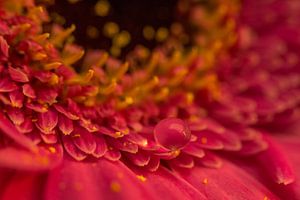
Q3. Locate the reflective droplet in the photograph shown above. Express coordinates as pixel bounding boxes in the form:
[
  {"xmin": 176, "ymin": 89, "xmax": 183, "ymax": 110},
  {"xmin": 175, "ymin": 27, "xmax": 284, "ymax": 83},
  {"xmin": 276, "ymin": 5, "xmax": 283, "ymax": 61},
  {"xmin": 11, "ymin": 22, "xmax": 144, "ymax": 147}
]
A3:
[{"xmin": 154, "ymin": 118, "xmax": 191, "ymax": 150}]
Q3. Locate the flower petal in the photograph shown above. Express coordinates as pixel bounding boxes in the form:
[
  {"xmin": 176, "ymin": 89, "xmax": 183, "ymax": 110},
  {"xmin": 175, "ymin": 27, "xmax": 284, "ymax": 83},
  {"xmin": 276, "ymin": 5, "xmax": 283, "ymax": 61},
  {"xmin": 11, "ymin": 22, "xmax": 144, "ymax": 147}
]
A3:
[
  {"xmin": 0, "ymin": 111, "xmax": 37, "ymax": 152},
  {"xmin": 174, "ymin": 161, "xmax": 279, "ymax": 200},
  {"xmin": 0, "ymin": 145, "xmax": 63, "ymax": 170},
  {"xmin": 44, "ymin": 159, "xmax": 156, "ymax": 200}
]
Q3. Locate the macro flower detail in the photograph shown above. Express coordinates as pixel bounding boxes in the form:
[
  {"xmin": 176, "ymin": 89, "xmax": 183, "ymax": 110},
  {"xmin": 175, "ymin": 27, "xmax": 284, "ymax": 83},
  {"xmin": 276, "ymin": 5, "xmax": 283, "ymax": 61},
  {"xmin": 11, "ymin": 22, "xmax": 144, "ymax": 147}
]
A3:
[{"xmin": 0, "ymin": 0, "xmax": 299, "ymax": 199}]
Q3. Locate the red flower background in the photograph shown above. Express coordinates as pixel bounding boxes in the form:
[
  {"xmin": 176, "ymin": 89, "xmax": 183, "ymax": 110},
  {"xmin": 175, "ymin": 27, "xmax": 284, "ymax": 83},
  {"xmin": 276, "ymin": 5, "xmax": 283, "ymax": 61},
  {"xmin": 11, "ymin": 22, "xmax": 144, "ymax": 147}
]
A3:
[{"xmin": 0, "ymin": 0, "xmax": 299, "ymax": 199}]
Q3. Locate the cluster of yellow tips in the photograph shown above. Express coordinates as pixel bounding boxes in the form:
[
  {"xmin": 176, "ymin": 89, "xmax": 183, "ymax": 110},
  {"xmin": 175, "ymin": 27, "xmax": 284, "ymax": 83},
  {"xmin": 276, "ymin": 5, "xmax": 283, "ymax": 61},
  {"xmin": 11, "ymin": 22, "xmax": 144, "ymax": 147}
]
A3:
[{"xmin": 3, "ymin": 0, "xmax": 240, "ymax": 110}]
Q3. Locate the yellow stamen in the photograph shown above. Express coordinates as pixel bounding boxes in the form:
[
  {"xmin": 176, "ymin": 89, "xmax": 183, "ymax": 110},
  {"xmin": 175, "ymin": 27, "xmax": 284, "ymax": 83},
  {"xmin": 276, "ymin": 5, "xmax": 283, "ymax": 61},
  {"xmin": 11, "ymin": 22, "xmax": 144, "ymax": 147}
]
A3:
[
  {"xmin": 143, "ymin": 26, "xmax": 155, "ymax": 40},
  {"xmin": 110, "ymin": 181, "xmax": 121, "ymax": 193},
  {"xmin": 136, "ymin": 175, "xmax": 147, "ymax": 182},
  {"xmin": 94, "ymin": 0, "xmax": 110, "ymax": 17}
]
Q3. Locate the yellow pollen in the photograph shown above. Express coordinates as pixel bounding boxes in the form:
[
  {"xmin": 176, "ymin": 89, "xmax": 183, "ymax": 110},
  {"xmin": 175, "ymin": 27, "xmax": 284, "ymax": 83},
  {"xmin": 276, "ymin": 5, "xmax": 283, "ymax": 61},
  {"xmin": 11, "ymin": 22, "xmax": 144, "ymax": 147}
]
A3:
[
  {"xmin": 86, "ymin": 26, "xmax": 99, "ymax": 39},
  {"xmin": 32, "ymin": 52, "xmax": 47, "ymax": 61},
  {"xmin": 155, "ymin": 27, "xmax": 169, "ymax": 42},
  {"xmin": 125, "ymin": 97, "xmax": 133, "ymax": 105},
  {"xmin": 48, "ymin": 147, "xmax": 56, "ymax": 153},
  {"xmin": 143, "ymin": 26, "xmax": 155, "ymax": 40},
  {"xmin": 49, "ymin": 74, "xmax": 59, "ymax": 85},
  {"xmin": 103, "ymin": 22, "xmax": 119, "ymax": 38},
  {"xmin": 136, "ymin": 175, "xmax": 147, "ymax": 182},
  {"xmin": 172, "ymin": 150, "xmax": 181, "ymax": 157},
  {"xmin": 67, "ymin": 0, "xmax": 81, "ymax": 4},
  {"xmin": 114, "ymin": 131, "xmax": 123, "ymax": 138},
  {"xmin": 73, "ymin": 134, "xmax": 81, "ymax": 138},
  {"xmin": 95, "ymin": 0, "xmax": 110, "ymax": 17},
  {"xmin": 202, "ymin": 178, "xmax": 208, "ymax": 185},
  {"xmin": 186, "ymin": 92, "xmax": 194, "ymax": 104},
  {"xmin": 33, "ymin": 33, "xmax": 50, "ymax": 43},
  {"xmin": 44, "ymin": 62, "xmax": 62, "ymax": 70},
  {"xmin": 110, "ymin": 46, "xmax": 121, "ymax": 57},
  {"xmin": 263, "ymin": 196, "xmax": 269, "ymax": 200},
  {"xmin": 201, "ymin": 137, "xmax": 208, "ymax": 144},
  {"xmin": 110, "ymin": 181, "xmax": 121, "ymax": 193},
  {"xmin": 141, "ymin": 140, "xmax": 148, "ymax": 147},
  {"xmin": 113, "ymin": 31, "xmax": 131, "ymax": 48}
]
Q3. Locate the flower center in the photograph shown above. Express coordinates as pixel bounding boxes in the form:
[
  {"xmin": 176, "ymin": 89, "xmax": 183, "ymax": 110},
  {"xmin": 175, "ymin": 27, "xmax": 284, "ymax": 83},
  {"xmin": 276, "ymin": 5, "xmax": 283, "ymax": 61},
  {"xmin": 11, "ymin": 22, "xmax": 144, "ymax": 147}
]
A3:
[{"xmin": 154, "ymin": 118, "xmax": 191, "ymax": 150}]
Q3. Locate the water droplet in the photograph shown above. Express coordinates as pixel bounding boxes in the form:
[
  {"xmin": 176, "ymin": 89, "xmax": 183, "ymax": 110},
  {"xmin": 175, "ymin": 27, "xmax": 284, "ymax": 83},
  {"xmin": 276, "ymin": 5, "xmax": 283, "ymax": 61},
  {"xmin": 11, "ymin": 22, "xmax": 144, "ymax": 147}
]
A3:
[{"xmin": 154, "ymin": 118, "xmax": 191, "ymax": 150}]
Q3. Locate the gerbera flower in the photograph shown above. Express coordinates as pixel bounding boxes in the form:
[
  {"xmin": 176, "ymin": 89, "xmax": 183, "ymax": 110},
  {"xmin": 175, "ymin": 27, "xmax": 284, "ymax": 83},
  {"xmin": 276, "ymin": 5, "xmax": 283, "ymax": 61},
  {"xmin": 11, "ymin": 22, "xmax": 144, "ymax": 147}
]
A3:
[{"xmin": 0, "ymin": 0, "xmax": 299, "ymax": 199}]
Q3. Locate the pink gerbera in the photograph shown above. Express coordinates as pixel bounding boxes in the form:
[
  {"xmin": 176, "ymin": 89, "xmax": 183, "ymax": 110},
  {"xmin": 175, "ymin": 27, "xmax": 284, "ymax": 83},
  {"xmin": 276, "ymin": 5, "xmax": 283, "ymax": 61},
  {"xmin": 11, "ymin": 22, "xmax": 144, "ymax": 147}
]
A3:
[{"xmin": 0, "ymin": 0, "xmax": 299, "ymax": 199}]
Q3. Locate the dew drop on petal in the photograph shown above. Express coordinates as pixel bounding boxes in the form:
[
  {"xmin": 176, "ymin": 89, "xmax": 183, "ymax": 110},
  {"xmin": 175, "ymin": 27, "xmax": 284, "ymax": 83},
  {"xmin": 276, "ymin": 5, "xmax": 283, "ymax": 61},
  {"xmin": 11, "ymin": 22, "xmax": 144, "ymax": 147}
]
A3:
[{"xmin": 154, "ymin": 118, "xmax": 191, "ymax": 150}]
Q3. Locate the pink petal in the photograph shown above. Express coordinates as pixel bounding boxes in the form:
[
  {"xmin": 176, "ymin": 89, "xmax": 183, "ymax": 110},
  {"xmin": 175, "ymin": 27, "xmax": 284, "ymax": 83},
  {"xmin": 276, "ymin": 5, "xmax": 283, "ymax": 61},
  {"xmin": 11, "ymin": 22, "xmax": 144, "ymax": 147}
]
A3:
[
  {"xmin": 0, "ymin": 35, "xmax": 9, "ymax": 60},
  {"xmin": 183, "ymin": 143, "xmax": 205, "ymax": 158},
  {"xmin": 126, "ymin": 152, "xmax": 150, "ymax": 166},
  {"xmin": 54, "ymin": 104, "xmax": 79, "ymax": 120},
  {"xmin": 0, "ymin": 111, "xmax": 37, "ymax": 152},
  {"xmin": 192, "ymin": 130, "xmax": 224, "ymax": 150},
  {"xmin": 6, "ymin": 107, "xmax": 25, "ymax": 125},
  {"xmin": 171, "ymin": 154, "xmax": 194, "ymax": 168},
  {"xmin": 8, "ymin": 66, "xmax": 29, "ymax": 83},
  {"xmin": 58, "ymin": 115, "xmax": 74, "ymax": 135},
  {"xmin": 257, "ymin": 135, "xmax": 295, "ymax": 185},
  {"xmin": 40, "ymin": 132, "xmax": 58, "ymax": 144},
  {"xmin": 73, "ymin": 127, "xmax": 97, "ymax": 154},
  {"xmin": 0, "ymin": 78, "xmax": 17, "ymax": 92},
  {"xmin": 107, "ymin": 137, "xmax": 138, "ymax": 154},
  {"xmin": 104, "ymin": 148, "xmax": 121, "ymax": 161},
  {"xmin": 9, "ymin": 90, "xmax": 24, "ymax": 108},
  {"xmin": 36, "ymin": 109, "xmax": 58, "ymax": 134},
  {"xmin": 145, "ymin": 157, "xmax": 160, "ymax": 172},
  {"xmin": 92, "ymin": 136, "xmax": 108, "ymax": 158},
  {"xmin": 62, "ymin": 135, "xmax": 87, "ymax": 161},
  {"xmin": 0, "ymin": 145, "xmax": 62, "ymax": 170},
  {"xmin": 16, "ymin": 118, "xmax": 33, "ymax": 134},
  {"xmin": 44, "ymin": 159, "xmax": 156, "ymax": 200},
  {"xmin": 174, "ymin": 161, "xmax": 279, "ymax": 200},
  {"xmin": 132, "ymin": 166, "xmax": 207, "ymax": 200},
  {"xmin": 1, "ymin": 173, "xmax": 45, "ymax": 200},
  {"xmin": 22, "ymin": 84, "xmax": 36, "ymax": 98}
]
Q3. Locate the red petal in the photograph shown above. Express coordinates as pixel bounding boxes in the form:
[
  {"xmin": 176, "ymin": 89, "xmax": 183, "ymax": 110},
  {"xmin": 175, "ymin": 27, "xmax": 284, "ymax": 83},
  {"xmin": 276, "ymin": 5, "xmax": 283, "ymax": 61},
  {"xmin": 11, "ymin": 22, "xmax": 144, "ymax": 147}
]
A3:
[
  {"xmin": 62, "ymin": 135, "xmax": 87, "ymax": 161},
  {"xmin": 145, "ymin": 157, "xmax": 160, "ymax": 172},
  {"xmin": 132, "ymin": 166, "xmax": 206, "ymax": 200},
  {"xmin": 0, "ymin": 111, "xmax": 37, "ymax": 152},
  {"xmin": 40, "ymin": 132, "xmax": 58, "ymax": 144},
  {"xmin": 104, "ymin": 148, "xmax": 121, "ymax": 161},
  {"xmin": 0, "ymin": 36, "xmax": 9, "ymax": 60},
  {"xmin": 7, "ymin": 107, "xmax": 25, "ymax": 125},
  {"xmin": 0, "ymin": 145, "xmax": 63, "ymax": 170},
  {"xmin": 92, "ymin": 136, "xmax": 107, "ymax": 158},
  {"xmin": 171, "ymin": 154, "xmax": 194, "ymax": 168},
  {"xmin": 16, "ymin": 118, "xmax": 34, "ymax": 134},
  {"xmin": 22, "ymin": 84, "xmax": 36, "ymax": 98},
  {"xmin": 193, "ymin": 130, "xmax": 224, "ymax": 150},
  {"xmin": 73, "ymin": 127, "xmax": 97, "ymax": 154},
  {"xmin": 36, "ymin": 109, "xmax": 58, "ymax": 134},
  {"xmin": 183, "ymin": 143, "xmax": 205, "ymax": 158},
  {"xmin": 54, "ymin": 104, "xmax": 79, "ymax": 120},
  {"xmin": 44, "ymin": 159, "xmax": 156, "ymax": 200},
  {"xmin": 9, "ymin": 90, "xmax": 24, "ymax": 108},
  {"xmin": 8, "ymin": 67, "xmax": 29, "ymax": 83},
  {"xmin": 1, "ymin": 173, "xmax": 45, "ymax": 200},
  {"xmin": 257, "ymin": 135, "xmax": 295, "ymax": 185},
  {"xmin": 174, "ymin": 160, "xmax": 279, "ymax": 200},
  {"xmin": 0, "ymin": 78, "xmax": 17, "ymax": 92},
  {"xmin": 107, "ymin": 137, "xmax": 138, "ymax": 154},
  {"xmin": 126, "ymin": 152, "xmax": 150, "ymax": 166},
  {"xmin": 198, "ymin": 152, "xmax": 222, "ymax": 168},
  {"xmin": 58, "ymin": 115, "xmax": 74, "ymax": 135}
]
